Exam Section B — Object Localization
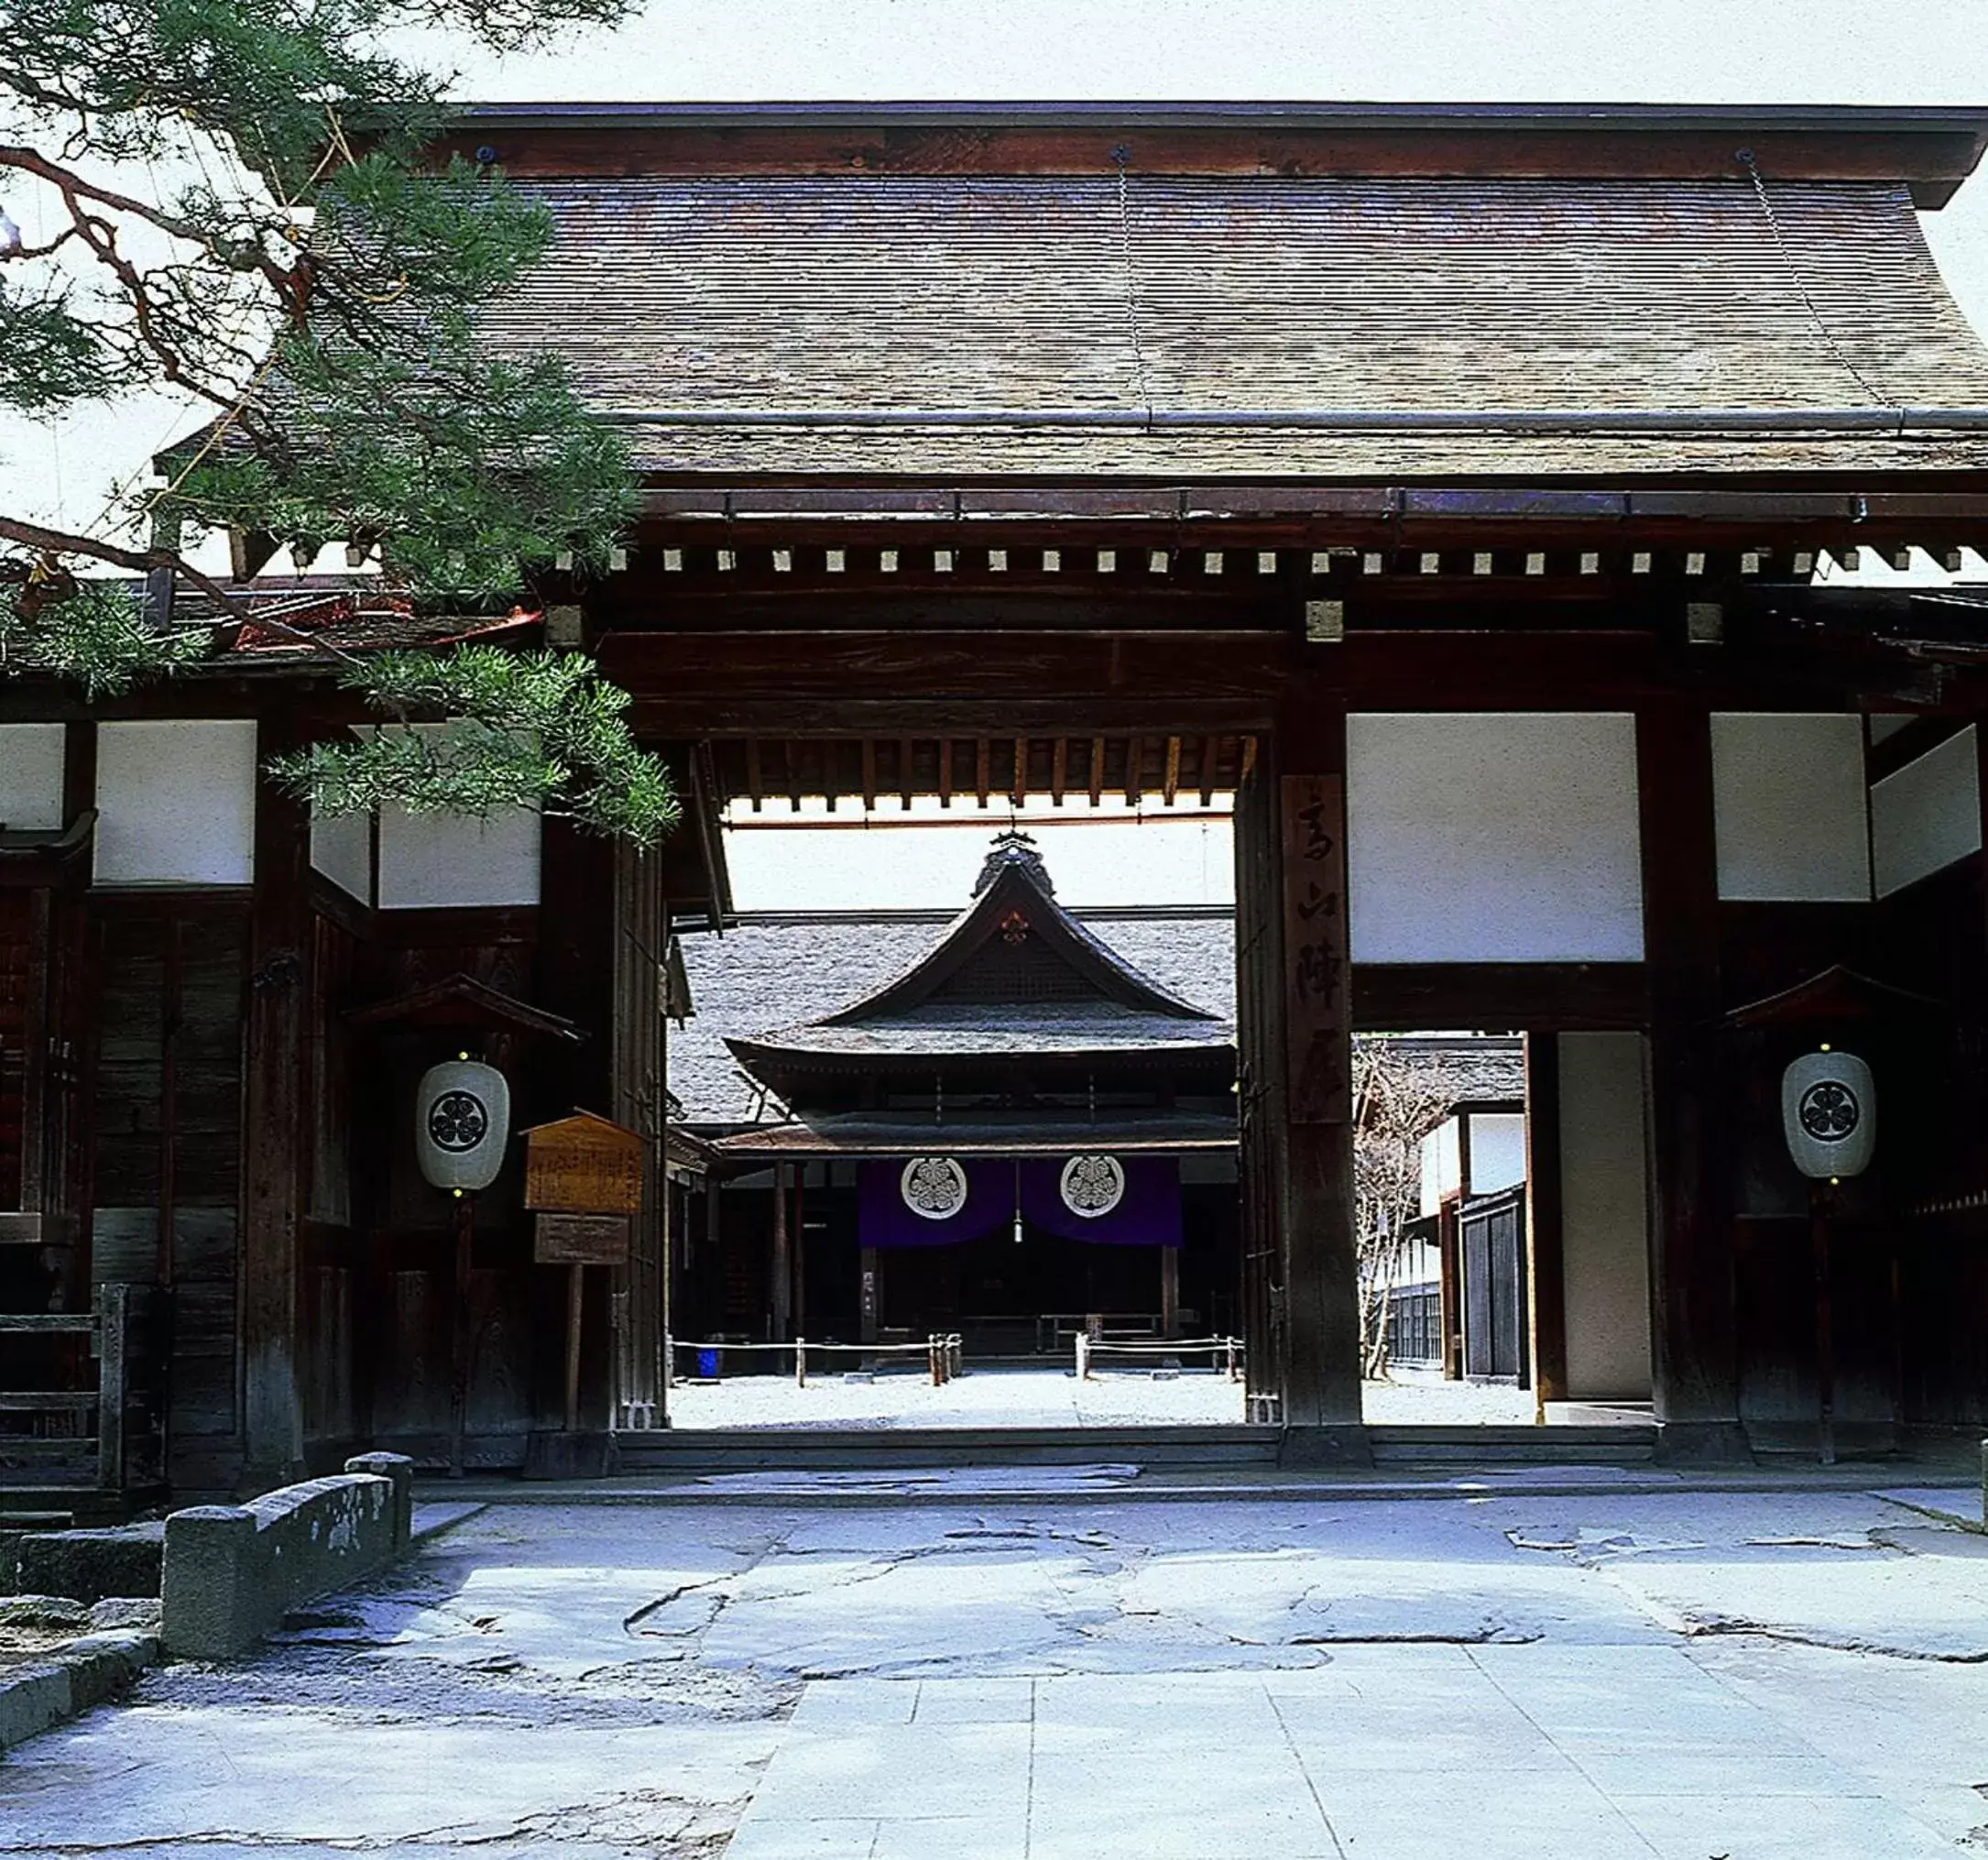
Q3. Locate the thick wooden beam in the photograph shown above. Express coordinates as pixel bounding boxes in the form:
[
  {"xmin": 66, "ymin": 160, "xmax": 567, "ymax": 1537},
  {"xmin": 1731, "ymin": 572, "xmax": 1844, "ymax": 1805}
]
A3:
[
  {"xmin": 604, "ymin": 629, "xmax": 1293, "ymax": 736},
  {"xmin": 1637, "ymin": 702, "xmax": 1745, "ymax": 1459},
  {"xmin": 1088, "ymin": 737, "xmax": 1106, "ymax": 806},
  {"xmin": 443, "ymin": 113, "xmax": 1988, "ymax": 208},
  {"xmin": 606, "ymin": 624, "xmax": 1931, "ymax": 737},
  {"xmin": 1353, "ymin": 963, "xmax": 1647, "ymax": 1031},
  {"xmin": 1051, "ymin": 737, "xmax": 1068, "ymax": 806},
  {"xmin": 1163, "ymin": 736, "xmax": 1183, "ymax": 805}
]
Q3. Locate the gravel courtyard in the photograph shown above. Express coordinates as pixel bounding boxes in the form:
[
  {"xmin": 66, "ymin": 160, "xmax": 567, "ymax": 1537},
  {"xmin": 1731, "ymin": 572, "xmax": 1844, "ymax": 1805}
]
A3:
[
  {"xmin": 3, "ymin": 1481, "xmax": 1986, "ymax": 1858},
  {"xmin": 661, "ymin": 1366, "xmax": 1546, "ymax": 1429}
]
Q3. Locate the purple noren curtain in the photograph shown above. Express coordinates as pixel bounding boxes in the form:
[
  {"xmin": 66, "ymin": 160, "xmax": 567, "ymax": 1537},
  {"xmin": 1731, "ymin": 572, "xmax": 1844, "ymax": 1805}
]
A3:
[{"xmin": 858, "ymin": 1156, "xmax": 1180, "ymax": 1249}]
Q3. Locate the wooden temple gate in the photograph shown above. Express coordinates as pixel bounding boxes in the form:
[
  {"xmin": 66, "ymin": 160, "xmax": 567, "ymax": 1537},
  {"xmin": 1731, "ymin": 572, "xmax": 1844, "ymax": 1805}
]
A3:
[
  {"xmin": 13, "ymin": 101, "xmax": 1988, "ymax": 1496},
  {"xmin": 611, "ymin": 574, "xmax": 1965, "ymax": 1460}
]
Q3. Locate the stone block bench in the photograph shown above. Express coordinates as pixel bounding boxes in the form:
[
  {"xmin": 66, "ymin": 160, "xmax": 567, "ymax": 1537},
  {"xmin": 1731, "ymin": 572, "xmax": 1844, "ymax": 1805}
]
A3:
[{"xmin": 161, "ymin": 1452, "xmax": 413, "ymax": 1660}]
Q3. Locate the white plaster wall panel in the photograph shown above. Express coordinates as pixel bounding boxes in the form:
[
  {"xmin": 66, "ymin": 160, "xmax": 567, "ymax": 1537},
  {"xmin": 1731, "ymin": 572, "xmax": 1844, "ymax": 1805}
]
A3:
[
  {"xmin": 1346, "ymin": 713, "xmax": 1644, "ymax": 963},
  {"xmin": 377, "ymin": 804, "xmax": 541, "ymax": 909},
  {"xmin": 0, "ymin": 723, "xmax": 65, "ymax": 831},
  {"xmin": 310, "ymin": 807, "xmax": 373, "ymax": 903},
  {"xmin": 1421, "ymin": 1120, "xmax": 1462, "ymax": 1214},
  {"xmin": 1557, "ymin": 1031, "xmax": 1654, "ymax": 1401},
  {"xmin": 1418, "ymin": 1129, "xmax": 1442, "ymax": 1218},
  {"xmin": 93, "ymin": 720, "xmax": 257, "ymax": 886},
  {"xmin": 1709, "ymin": 713, "xmax": 1870, "ymax": 902},
  {"xmin": 1467, "ymin": 1111, "xmax": 1527, "ymax": 1195},
  {"xmin": 1871, "ymin": 727, "xmax": 1981, "ymax": 899}
]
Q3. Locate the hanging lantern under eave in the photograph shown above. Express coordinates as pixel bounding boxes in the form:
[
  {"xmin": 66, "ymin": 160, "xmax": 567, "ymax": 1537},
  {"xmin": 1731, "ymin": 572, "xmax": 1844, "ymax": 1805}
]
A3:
[
  {"xmin": 416, "ymin": 1058, "xmax": 511, "ymax": 1192},
  {"xmin": 1780, "ymin": 1049, "xmax": 1876, "ymax": 1181}
]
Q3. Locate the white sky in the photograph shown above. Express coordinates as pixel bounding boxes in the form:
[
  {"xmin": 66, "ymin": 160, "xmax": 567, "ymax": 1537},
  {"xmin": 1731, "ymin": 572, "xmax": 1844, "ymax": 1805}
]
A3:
[{"xmin": 10, "ymin": 0, "xmax": 1988, "ymax": 907}]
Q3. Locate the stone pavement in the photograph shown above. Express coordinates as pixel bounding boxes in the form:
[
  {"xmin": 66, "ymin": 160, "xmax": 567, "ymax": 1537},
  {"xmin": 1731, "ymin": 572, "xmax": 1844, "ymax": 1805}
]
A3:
[{"xmin": 1, "ymin": 1481, "xmax": 1985, "ymax": 1857}]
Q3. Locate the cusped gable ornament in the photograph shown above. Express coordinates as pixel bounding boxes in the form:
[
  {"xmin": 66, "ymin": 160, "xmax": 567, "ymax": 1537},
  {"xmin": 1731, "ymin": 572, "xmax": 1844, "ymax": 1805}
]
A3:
[
  {"xmin": 901, "ymin": 1155, "xmax": 969, "ymax": 1220},
  {"xmin": 1061, "ymin": 1154, "xmax": 1127, "ymax": 1219}
]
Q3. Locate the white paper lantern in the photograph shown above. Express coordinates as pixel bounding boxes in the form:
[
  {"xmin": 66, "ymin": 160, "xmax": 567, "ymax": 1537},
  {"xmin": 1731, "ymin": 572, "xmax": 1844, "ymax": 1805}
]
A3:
[
  {"xmin": 1780, "ymin": 1049, "xmax": 1875, "ymax": 1180},
  {"xmin": 415, "ymin": 1058, "xmax": 511, "ymax": 1192}
]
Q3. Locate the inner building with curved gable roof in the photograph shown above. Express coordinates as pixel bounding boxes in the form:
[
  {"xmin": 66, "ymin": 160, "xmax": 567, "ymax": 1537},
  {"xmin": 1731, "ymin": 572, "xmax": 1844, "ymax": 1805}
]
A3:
[{"xmin": 676, "ymin": 832, "xmax": 1245, "ymax": 1360}]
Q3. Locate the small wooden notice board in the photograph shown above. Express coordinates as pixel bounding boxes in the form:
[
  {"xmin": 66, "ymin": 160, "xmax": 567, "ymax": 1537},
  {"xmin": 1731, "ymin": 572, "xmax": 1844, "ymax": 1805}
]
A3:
[
  {"xmin": 532, "ymin": 1211, "xmax": 631, "ymax": 1266},
  {"xmin": 522, "ymin": 1111, "xmax": 647, "ymax": 1429},
  {"xmin": 525, "ymin": 1111, "xmax": 644, "ymax": 1218}
]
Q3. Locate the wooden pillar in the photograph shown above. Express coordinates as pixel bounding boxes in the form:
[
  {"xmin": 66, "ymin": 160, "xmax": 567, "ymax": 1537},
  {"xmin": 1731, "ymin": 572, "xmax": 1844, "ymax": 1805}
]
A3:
[
  {"xmin": 1159, "ymin": 1244, "xmax": 1180, "ymax": 1340},
  {"xmin": 1437, "ymin": 1203, "xmax": 1462, "ymax": 1380},
  {"xmin": 770, "ymin": 1163, "xmax": 792, "ymax": 1342},
  {"xmin": 240, "ymin": 721, "xmax": 311, "ymax": 1489},
  {"xmin": 1524, "ymin": 1032, "xmax": 1568, "ymax": 1410},
  {"xmin": 610, "ymin": 844, "xmax": 667, "ymax": 1427},
  {"xmin": 1237, "ymin": 701, "xmax": 1365, "ymax": 1456},
  {"xmin": 1637, "ymin": 704, "xmax": 1745, "ymax": 1460},
  {"xmin": 704, "ymin": 1178, "xmax": 722, "ymax": 1341},
  {"xmin": 791, "ymin": 1165, "xmax": 807, "ymax": 1342}
]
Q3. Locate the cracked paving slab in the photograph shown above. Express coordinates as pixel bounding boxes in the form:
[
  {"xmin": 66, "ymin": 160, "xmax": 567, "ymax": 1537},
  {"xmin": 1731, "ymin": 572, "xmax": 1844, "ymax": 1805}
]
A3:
[{"xmin": 5, "ymin": 1485, "xmax": 1988, "ymax": 1855}]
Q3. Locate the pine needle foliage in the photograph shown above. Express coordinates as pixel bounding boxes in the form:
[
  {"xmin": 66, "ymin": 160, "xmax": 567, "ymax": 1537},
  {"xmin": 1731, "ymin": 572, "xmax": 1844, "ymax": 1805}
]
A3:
[
  {"xmin": 0, "ymin": 576, "xmax": 208, "ymax": 695},
  {"xmin": 268, "ymin": 646, "xmax": 681, "ymax": 847},
  {"xmin": 0, "ymin": 0, "xmax": 678, "ymax": 843}
]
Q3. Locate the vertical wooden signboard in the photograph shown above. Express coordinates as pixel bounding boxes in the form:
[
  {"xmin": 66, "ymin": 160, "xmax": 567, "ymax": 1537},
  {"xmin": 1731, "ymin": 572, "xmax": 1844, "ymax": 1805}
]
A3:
[
  {"xmin": 525, "ymin": 1112, "xmax": 645, "ymax": 1433},
  {"xmin": 1281, "ymin": 774, "xmax": 1350, "ymax": 1125}
]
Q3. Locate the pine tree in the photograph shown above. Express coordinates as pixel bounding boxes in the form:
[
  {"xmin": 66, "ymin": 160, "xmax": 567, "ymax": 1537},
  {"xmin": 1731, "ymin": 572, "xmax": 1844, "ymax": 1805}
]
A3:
[{"xmin": 0, "ymin": 0, "xmax": 678, "ymax": 844}]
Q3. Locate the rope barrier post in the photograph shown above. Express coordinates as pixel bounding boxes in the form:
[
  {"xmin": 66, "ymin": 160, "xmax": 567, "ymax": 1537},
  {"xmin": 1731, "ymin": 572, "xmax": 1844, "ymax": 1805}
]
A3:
[
  {"xmin": 1076, "ymin": 1332, "xmax": 1089, "ymax": 1381},
  {"xmin": 795, "ymin": 1338, "xmax": 807, "ymax": 1388},
  {"xmin": 662, "ymin": 1334, "xmax": 675, "ymax": 1392},
  {"xmin": 927, "ymin": 1334, "xmax": 940, "ymax": 1385}
]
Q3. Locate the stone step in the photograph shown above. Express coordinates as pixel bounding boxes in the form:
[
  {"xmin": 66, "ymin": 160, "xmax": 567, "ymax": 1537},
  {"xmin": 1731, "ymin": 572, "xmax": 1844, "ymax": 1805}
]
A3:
[
  {"xmin": 615, "ymin": 1424, "xmax": 1284, "ymax": 1472},
  {"xmin": 1367, "ymin": 1424, "xmax": 1658, "ymax": 1465}
]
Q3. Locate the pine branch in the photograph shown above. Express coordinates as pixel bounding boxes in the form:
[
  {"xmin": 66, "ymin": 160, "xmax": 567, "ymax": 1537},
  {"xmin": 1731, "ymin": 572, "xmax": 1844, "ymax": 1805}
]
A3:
[{"xmin": 0, "ymin": 513, "xmax": 245, "ymax": 615}]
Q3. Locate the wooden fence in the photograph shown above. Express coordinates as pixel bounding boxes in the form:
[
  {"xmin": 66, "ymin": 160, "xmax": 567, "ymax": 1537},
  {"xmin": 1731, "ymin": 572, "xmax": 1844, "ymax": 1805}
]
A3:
[{"xmin": 0, "ymin": 1283, "xmax": 168, "ymax": 1502}]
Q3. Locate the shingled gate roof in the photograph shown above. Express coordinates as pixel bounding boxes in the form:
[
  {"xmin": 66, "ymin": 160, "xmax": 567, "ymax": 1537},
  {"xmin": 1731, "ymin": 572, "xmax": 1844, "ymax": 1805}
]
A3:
[{"xmin": 467, "ymin": 115, "xmax": 1988, "ymax": 482}]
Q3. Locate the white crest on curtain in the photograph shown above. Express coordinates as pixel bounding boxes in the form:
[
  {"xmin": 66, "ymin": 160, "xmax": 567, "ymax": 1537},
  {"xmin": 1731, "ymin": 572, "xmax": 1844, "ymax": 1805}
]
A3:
[
  {"xmin": 1060, "ymin": 1154, "xmax": 1126, "ymax": 1219},
  {"xmin": 901, "ymin": 1155, "xmax": 968, "ymax": 1220}
]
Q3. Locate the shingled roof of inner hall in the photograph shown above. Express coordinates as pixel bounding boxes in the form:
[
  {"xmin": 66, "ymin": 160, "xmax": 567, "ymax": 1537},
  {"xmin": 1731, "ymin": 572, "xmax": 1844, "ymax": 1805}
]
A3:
[
  {"xmin": 464, "ymin": 102, "xmax": 1988, "ymax": 481},
  {"xmin": 672, "ymin": 906, "xmax": 1237, "ymax": 1126}
]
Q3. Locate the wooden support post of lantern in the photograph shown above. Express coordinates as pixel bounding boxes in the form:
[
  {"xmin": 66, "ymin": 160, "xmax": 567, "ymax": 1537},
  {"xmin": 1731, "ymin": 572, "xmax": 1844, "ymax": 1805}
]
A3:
[
  {"xmin": 451, "ymin": 1193, "xmax": 475, "ymax": 1476},
  {"xmin": 524, "ymin": 1112, "xmax": 645, "ymax": 1445},
  {"xmin": 1810, "ymin": 1179, "xmax": 1838, "ymax": 1468}
]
